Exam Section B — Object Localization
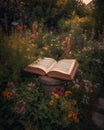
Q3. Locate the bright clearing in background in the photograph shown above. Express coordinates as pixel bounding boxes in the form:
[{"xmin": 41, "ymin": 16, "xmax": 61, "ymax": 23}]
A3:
[{"xmin": 83, "ymin": 0, "xmax": 92, "ymax": 4}]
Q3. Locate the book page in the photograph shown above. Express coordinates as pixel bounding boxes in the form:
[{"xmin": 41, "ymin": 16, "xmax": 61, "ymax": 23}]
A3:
[
  {"xmin": 49, "ymin": 59, "xmax": 76, "ymax": 74},
  {"xmin": 28, "ymin": 57, "xmax": 57, "ymax": 73}
]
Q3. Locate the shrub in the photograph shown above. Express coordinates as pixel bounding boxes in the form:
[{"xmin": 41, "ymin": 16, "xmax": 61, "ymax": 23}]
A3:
[{"xmin": 0, "ymin": 29, "xmax": 39, "ymax": 84}]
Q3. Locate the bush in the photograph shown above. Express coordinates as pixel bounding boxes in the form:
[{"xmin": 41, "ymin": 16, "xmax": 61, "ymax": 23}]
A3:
[{"xmin": 0, "ymin": 29, "xmax": 39, "ymax": 84}]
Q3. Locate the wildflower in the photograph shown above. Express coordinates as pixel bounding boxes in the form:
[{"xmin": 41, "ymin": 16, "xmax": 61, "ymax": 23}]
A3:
[
  {"xmin": 68, "ymin": 111, "xmax": 73, "ymax": 118},
  {"xmin": 64, "ymin": 91, "xmax": 72, "ymax": 96},
  {"xmin": 54, "ymin": 87, "xmax": 64, "ymax": 95},
  {"xmin": 73, "ymin": 113, "xmax": 79, "ymax": 123},
  {"xmin": 19, "ymin": 107, "xmax": 26, "ymax": 114},
  {"xmin": 49, "ymin": 100, "xmax": 54, "ymax": 106},
  {"xmin": 7, "ymin": 81, "xmax": 14, "ymax": 87},
  {"xmin": 6, "ymin": 92, "xmax": 13, "ymax": 98},
  {"xmin": 53, "ymin": 93, "xmax": 60, "ymax": 99},
  {"xmin": 49, "ymin": 25, "xmax": 57, "ymax": 33},
  {"xmin": 31, "ymin": 33, "xmax": 36, "ymax": 38},
  {"xmin": 83, "ymin": 79, "xmax": 90, "ymax": 84},
  {"xmin": 15, "ymin": 106, "xmax": 26, "ymax": 114},
  {"xmin": 68, "ymin": 112, "xmax": 79, "ymax": 123},
  {"xmin": 74, "ymin": 84, "xmax": 80, "ymax": 89},
  {"xmin": 2, "ymin": 91, "xmax": 12, "ymax": 98},
  {"xmin": 16, "ymin": 100, "xmax": 26, "ymax": 105},
  {"xmin": 28, "ymin": 82, "xmax": 35, "ymax": 88},
  {"xmin": 32, "ymin": 21, "xmax": 38, "ymax": 33},
  {"xmin": 62, "ymin": 36, "xmax": 71, "ymax": 57},
  {"xmin": 75, "ymin": 79, "xmax": 79, "ymax": 83},
  {"xmin": 43, "ymin": 47, "xmax": 48, "ymax": 51},
  {"xmin": 15, "ymin": 100, "xmax": 26, "ymax": 114},
  {"xmin": 40, "ymin": 51, "xmax": 44, "ymax": 55}
]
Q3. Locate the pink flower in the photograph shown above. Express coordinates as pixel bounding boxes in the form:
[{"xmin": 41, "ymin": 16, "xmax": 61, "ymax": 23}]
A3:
[
  {"xmin": 75, "ymin": 84, "xmax": 80, "ymax": 89},
  {"xmin": 31, "ymin": 33, "xmax": 36, "ymax": 38},
  {"xmin": 7, "ymin": 82, "xmax": 14, "ymax": 87}
]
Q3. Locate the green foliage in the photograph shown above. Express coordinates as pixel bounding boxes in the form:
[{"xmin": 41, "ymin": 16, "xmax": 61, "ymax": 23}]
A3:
[
  {"xmin": 57, "ymin": 18, "xmax": 71, "ymax": 33},
  {"xmin": 57, "ymin": 14, "xmax": 96, "ymax": 35},
  {"xmin": 0, "ymin": 20, "xmax": 104, "ymax": 130},
  {"xmin": 93, "ymin": 0, "xmax": 104, "ymax": 31},
  {"xmin": 0, "ymin": 29, "xmax": 38, "ymax": 84},
  {"xmin": 1, "ymin": 79, "xmax": 80, "ymax": 130},
  {"xmin": 34, "ymin": 32, "xmax": 65, "ymax": 59},
  {"xmin": 0, "ymin": 0, "xmax": 88, "ymax": 30}
]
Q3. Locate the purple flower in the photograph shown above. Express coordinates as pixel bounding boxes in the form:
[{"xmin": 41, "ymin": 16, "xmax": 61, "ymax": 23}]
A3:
[{"xmin": 49, "ymin": 26, "xmax": 57, "ymax": 33}]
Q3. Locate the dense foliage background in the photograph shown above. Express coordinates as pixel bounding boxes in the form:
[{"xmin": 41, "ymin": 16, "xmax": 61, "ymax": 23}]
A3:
[{"xmin": 0, "ymin": 0, "xmax": 104, "ymax": 34}]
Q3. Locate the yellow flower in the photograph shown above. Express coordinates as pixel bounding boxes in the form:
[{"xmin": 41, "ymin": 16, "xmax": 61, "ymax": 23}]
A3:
[
  {"xmin": 43, "ymin": 46, "xmax": 48, "ymax": 51},
  {"xmin": 40, "ymin": 51, "xmax": 44, "ymax": 55},
  {"xmin": 64, "ymin": 91, "xmax": 72, "ymax": 96},
  {"xmin": 53, "ymin": 93, "xmax": 60, "ymax": 99},
  {"xmin": 49, "ymin": 100, "xmax": 54, "ymax": 106}
]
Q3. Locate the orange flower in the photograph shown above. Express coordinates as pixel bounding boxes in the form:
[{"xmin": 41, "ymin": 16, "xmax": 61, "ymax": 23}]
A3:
[
  {"xmin": 64, "ymin": 91, "xmax": 72, "ymax": 96},
  {"xmin": 49, "ymin": 100, "xmax": 54, "ymax": 106},
  {"xmin": 68, "ymin": 111, "xmax": 73, "ymax": 118},
  {"xmin": 73, "ymin": 113, "xmax": 79, "ymax": 123},
  {"xmin": 53, "ymin": 93, "xmax": 60, "ymax": 99},
  {"xmin": 6, "ymin": 92, "xmax": 12, "ymax": 98}
]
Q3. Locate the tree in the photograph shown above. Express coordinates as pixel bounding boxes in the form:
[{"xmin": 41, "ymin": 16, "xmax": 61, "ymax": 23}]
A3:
[
  {"xmin": 0, "ymin": 0, "xmax": 25, "ymax": 34},
  {"xmin": 75, "ymin": 0, "xmax": 88, "ymax": 17},
  {"xmin": 0, "ymin": 0, "xmax": 88, "ymax": 32},
  {"xmin": 93, "ymin": 0, "xmax": 104, "ymax": 31}
]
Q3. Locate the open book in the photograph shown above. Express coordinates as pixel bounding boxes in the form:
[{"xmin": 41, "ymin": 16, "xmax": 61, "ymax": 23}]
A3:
[{"xmin": 24, "ymin": 57, "xmax": 79, "ymax": 80}]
